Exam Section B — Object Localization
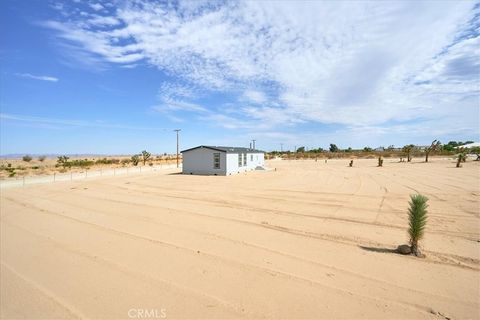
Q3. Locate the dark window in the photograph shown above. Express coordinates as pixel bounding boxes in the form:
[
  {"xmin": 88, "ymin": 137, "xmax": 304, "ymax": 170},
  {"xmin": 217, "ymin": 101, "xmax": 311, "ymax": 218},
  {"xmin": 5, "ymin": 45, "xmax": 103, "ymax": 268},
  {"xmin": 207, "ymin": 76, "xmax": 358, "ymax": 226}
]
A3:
[{"xmin": 213, "ymin": 153, "xmax": 220, "ymax": 169}]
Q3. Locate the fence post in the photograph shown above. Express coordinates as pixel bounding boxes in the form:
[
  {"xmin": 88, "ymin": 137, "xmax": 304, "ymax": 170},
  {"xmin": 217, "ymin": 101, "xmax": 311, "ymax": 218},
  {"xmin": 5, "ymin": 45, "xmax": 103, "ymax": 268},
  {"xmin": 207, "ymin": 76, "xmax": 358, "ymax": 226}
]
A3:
[
  {"xmin": 23, "ymin": 176, "xmax": 25, "ymax": 187},
  {"xmin": 85, "ymin": 170, "xmax": 87, "ymax": 178},
  {"xmin": 101, "ymin": 169, "xmax": 103, "ymax": 176},
  {"xmin": 114, "ymin": 168, "xmax": 116, "ymax": 176},
  {"xmin": 140, "ymin": 166, "xmax": 142, "ymax": 173},
  {"xmin": 53, "ymin": 173, "xmax": 56, "ymax": 182},
  {"xmin": 70, "ymin": 171, "xmax": 73, "ymax": 181}
]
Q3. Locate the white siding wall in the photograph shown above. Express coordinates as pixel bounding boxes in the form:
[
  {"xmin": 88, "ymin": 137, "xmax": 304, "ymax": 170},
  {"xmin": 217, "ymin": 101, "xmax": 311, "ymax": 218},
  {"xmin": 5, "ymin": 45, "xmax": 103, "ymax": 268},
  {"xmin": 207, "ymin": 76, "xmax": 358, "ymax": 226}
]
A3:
[
  {"xmin": 226, "ymin": 152, "xmax": 265, "ymax": 175},
  {"xmin": 246, "ymin": 153, "xmax": 265, "ymax": 170},
  {"xmin": 183, "ymin": 148, "xmax": 265, "ymax": 176},
  {"xmin": 226, "ymin": 153, "xmax": 240, "ymax": 175},
  {"xmin": 182, "ymin": 148, "xmax": 226, "ymax": 175}
]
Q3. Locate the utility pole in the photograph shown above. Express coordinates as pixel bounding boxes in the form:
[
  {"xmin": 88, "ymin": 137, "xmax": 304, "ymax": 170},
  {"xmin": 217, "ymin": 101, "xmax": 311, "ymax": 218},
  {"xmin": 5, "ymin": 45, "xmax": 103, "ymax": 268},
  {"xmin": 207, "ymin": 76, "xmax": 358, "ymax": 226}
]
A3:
[
  {"xmin": 280, "ymin": 143, "xmax": 283, "ymax": 152},
  {"xmin": 174, "ymin": 129, "xmax": 181, "ymax": 168},
  {"xmin": 252, "ymin": 139, "xmax": 256, "ymax": 150}
]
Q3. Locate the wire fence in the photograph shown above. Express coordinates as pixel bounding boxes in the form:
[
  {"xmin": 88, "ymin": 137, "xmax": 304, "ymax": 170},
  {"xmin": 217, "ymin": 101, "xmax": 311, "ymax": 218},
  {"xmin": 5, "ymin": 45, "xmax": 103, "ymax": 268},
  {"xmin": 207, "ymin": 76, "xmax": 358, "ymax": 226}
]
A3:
[{"xmin": 0, "ymin": 164, "xmax": 181, "ymax": 189}]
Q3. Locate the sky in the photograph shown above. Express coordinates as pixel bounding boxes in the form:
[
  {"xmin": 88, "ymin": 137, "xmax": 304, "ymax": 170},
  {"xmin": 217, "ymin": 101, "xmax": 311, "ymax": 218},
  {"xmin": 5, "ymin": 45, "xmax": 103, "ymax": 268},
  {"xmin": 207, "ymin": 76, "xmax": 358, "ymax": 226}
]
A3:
[{"xmin": 0, "ymin": 0, "xmax": 479, "ymax": 154}]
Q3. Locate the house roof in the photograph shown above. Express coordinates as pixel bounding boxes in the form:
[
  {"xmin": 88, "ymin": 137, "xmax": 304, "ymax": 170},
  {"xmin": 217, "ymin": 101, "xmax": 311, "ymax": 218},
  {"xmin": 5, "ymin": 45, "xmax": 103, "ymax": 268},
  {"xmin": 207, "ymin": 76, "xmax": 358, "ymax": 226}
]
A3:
[
  {"xmin": 456, "ymin": 142, "xmax": 480, "ymax": 148},
  {"xmin": 181, "ymin": 145, "xmax": 265, "ymax": 154}
]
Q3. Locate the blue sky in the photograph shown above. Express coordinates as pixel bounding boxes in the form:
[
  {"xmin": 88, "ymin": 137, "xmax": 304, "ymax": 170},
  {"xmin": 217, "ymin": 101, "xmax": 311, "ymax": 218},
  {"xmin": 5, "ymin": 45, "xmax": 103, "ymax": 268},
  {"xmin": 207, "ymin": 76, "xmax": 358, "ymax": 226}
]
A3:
[{"xmin": 1, "ymin": 0, "xmax": 479, "ymax": 154}]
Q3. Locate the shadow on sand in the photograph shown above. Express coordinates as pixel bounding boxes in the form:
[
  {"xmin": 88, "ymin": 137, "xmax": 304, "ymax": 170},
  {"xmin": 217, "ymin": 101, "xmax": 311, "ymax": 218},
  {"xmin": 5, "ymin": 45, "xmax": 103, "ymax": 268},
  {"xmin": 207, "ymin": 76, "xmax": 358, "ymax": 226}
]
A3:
[{"xmin": 358, "ymin": 245, "xmax": 398, "ymax": 254}]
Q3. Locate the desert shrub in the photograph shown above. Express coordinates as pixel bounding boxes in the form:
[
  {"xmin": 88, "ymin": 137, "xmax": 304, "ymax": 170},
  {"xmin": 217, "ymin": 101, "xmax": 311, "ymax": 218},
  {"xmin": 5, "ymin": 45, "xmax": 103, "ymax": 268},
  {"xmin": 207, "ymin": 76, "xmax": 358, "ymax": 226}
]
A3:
[
  {"xmin": 121, "ymin": 158, "xmax": 131, "ymax": 165},
  {"xmin": 2, "ymin": 165, "xmax": 16, "ymax": 177},
  {"xmin": 32, "ymin": 166, "xmax": 40, "ymax": 169},
  {"xmin": 56, "ymin": 156, "xmax": 95, "ymax": 168},
  {"xmin": 38, "ymin": 155, "xmax": 46, "ymax": 162},
  {"xmin": 349, "ymin": 160, "xmax": 353, "ymax": 167},
  {"xmin": 22, "ymin": 155, "xmax": 32, "ymax": 162},
  {"xmin": 57, "ymin": 156, "xmax": 70, "ymax": 167},
  {"xmin": 95, "ymin": 158, "xmax": 120, "ymax": 165},
  {"xmin": 408, "ymin": 194, "xmax": 428, "ymax": 256},
  {"xmin": 70, "ymin": 159, "xmax": 94, "ymax": 167},
  {"xmin": 131, "ymin": 154, "xmax": 140, "ymax": 166}
]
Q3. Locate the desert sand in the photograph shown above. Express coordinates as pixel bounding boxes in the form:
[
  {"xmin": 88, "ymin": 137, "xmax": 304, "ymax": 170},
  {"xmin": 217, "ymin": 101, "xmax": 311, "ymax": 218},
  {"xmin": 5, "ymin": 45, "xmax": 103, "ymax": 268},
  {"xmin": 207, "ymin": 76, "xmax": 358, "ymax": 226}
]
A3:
[{"xmin": 1, "ymin": 158, "xmax": 479, "ymax": 319}]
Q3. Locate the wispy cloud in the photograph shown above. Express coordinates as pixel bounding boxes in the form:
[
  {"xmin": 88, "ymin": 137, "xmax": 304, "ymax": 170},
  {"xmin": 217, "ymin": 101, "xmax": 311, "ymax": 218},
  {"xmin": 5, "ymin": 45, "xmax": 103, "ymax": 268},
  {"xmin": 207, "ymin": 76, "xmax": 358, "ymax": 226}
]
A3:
[
  {"xmin": 41, "ymin": 1, "xmax": 479, "ymax": 141},
  {"xmin": 0, "ymin": 113, "xmax": 168, "ymax": 131},
  {"xmin": 15, "ymin": 73, "xmax": 59, "ymax": 82}
]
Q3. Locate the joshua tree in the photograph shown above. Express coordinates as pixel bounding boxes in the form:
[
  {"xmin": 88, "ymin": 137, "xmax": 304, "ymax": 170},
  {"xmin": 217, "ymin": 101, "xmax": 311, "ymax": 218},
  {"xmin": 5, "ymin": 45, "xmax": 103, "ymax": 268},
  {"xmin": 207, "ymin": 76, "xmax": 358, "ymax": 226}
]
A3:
[
  {"xmin": 141, "ymin": 150, "xmax": 151, "ymax": 165},
  {"xmin": 402, "ymin": 144, "xmax": 415, "ymax": 162},
  {"xmin": 469, "ymin": 147, "xmax": 480, "ymax": 161},
  {"xmin": 329, "ymin": 143, "xmax": 339, "ymax": 152},
  {"xmin": 378, "ymin": 156, "xmax": 383, "ymax": 167},
  {"xmin": 456, "ymin": 152, "xmax": 467, "ymax": 168},
  {"xmin": 131, "ymin": 154, "xmax": 140, "ymax": 166},
  {"xmin": 408, "ymin": 194, "xmax": 428, "ymax": 257},
  {"xmin": 425, "ymin": 140, "xmax": 441, "ymax": 163}
]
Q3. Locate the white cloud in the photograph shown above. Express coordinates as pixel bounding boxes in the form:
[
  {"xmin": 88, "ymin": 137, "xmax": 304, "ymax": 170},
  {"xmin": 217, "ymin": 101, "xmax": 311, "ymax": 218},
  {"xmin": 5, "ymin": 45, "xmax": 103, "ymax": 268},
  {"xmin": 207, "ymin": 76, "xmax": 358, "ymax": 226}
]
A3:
[
  {"xmin": 152, "ymin": 99, "xmax": 207, "ymax": 113},
  {"xmin": 42, "ymin": 1, "xmax": 479, "ymax": 140},
  {"xmin": 89, "ymin": 3, "xmax": 104, "ymax": 11},
  {"xmin": 15, "ymin": 73, "xmax": 59, "ymax": 82}
]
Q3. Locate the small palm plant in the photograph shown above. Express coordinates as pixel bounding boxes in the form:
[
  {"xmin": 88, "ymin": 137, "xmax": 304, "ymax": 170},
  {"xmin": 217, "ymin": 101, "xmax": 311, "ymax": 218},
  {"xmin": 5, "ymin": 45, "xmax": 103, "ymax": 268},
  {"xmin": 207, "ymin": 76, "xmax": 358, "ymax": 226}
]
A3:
[{"xmin": 408, "ymin": 194, "xmax": 428, "ymax": 257}]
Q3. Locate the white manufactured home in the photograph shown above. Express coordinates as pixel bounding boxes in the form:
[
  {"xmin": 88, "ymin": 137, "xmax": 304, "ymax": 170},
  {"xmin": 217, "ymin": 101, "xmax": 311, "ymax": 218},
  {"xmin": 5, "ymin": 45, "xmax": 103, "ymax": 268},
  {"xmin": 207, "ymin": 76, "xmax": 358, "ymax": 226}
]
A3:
[{"xmin": 181, "ymin": 145, "xmax": 265, "ymax": 175}]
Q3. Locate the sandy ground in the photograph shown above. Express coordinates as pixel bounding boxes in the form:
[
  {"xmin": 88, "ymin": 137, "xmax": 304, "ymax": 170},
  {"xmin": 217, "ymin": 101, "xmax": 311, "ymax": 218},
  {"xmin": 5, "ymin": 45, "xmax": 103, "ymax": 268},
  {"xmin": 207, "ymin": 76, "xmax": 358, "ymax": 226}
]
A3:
[{"xmin": 0, "ymin": 158, "xmax": 479, "ymax": 319}]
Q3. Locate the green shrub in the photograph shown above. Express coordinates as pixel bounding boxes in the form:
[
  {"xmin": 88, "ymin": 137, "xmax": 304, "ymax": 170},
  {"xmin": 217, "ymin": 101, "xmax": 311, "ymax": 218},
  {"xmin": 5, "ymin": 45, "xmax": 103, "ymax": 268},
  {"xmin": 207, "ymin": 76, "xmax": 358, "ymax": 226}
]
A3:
[
  {"xmin": 22, "ymin": 155, "xmax": 32, "ymax": 162},
  {"xmin": 95, "ymin": 158, "xmax": 120, "ymax": 165}
]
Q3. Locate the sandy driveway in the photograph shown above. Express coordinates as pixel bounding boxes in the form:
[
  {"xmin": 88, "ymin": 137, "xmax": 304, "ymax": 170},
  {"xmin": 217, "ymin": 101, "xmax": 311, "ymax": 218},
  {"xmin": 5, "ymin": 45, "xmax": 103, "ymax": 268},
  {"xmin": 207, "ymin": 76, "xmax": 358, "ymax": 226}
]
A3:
[{"xmin": 1, "ymin": 159, "xmax": 479, "ymax": 319}]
